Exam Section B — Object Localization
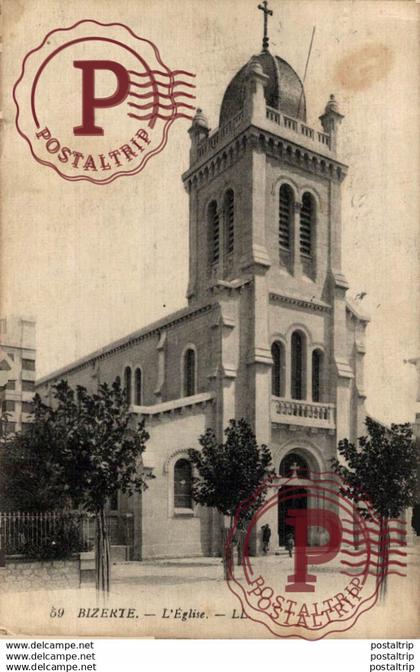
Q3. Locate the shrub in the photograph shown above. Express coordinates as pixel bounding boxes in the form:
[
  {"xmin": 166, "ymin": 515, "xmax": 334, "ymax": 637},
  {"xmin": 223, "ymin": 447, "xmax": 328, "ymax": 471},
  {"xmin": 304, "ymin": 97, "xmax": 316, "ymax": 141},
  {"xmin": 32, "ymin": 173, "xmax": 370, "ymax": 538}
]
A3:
[{"xmin": 21, "ymin": 517, "xmax": 88, "ymax": 560}]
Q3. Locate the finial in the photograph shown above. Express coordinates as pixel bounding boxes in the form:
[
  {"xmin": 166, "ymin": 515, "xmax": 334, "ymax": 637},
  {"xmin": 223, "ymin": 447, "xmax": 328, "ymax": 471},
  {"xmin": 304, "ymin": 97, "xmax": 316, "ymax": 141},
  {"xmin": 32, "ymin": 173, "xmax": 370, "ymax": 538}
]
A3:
[
  {"xmin": 258, "ymin": 1, "xmax": 273, "ymax": 52},
  {"xmin": 191, "ymin": 108, "xmax": 209, "ymax": 130},
  {"xmin": 325, "ymin": 94, "xmax": 339, "ymax": 113}
]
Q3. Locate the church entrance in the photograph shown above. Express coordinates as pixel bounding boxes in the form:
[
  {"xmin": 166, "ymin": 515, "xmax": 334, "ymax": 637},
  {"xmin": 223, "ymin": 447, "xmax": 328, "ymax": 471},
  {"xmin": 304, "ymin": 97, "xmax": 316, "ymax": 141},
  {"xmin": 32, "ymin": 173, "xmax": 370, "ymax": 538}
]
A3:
[{"xmin": 278, "ymin": 453, "xmax": 310, "ymax": 546}]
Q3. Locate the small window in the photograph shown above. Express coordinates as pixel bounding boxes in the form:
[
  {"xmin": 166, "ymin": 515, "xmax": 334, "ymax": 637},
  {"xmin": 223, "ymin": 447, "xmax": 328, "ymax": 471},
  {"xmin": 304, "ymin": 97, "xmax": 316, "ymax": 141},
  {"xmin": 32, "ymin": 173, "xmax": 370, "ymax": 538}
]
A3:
[
  {"xmin": 5, "ymin": 421, "xmax": 16, "ymax": 434},
  {"xmin": 123, "ymin": 366, "xmax": 132, "ymax": 404},
  {"xmin": 208, "ymin": 201, "xmax": 220, "ymax": 264},
  {"xmin": 22, "ymin": 359, "xmax": 35, "ymax": 371},
  {"xmin": 183, "ymin": 348, "xmax": 196, "ymax": 397},
  {"xmin": 312, "ymin": 349, "xmax": 323, "ymax": 402},
  {"xmin": 174, "ymin": 459, "xmax": 193, "ymax": 509},
  {"xmin": 22, "ymin": 380, "xmax": 34, "ymax": 391},
  {"xmin": 6, "ymin": 380, "xmax": 16, "ymax": 390},
  {"xmin": 300, "ymin": 192, "xmax": 314, "ymax": 256},
  {"xmin": 2, "ymin": 400, "xmax": 15, "ymax": 412},
  {"xmin": 271, "ymin": 341, "xmax": 285, "ymax": 397},
  {"xmin": 22, "ymin": 401, "xmax": 33, "ymax": 414},
  {"xmin": 279, "ymin": 184, "xmax": 293, "ymax": 251},
  {"xmin": 134, "ymin": 368, "xmax": 142, "ymax": 405},
  {"xmin": 224, "ymin": 189, "xmax": 235, "ymax": 255}
]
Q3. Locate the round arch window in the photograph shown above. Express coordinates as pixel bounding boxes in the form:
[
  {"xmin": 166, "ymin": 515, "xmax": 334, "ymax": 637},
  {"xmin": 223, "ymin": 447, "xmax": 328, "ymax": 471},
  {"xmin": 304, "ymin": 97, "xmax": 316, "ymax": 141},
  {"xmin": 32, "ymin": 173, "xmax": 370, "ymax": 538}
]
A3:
[{"xmin": 174, "ymin": 458, "xmax": 193, "ymax": 509}]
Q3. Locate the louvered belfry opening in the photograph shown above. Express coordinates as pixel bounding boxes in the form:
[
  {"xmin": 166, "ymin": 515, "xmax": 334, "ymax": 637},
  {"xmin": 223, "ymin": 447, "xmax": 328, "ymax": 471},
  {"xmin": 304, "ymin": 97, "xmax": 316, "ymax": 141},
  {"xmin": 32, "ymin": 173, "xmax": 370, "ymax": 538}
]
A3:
[
  {"xmin": 300, "ymin": 192, "xmax": 314, "ymax": 256},
  {"xmin": 279, "ymin": 184, "xmax": 292, "ymax": 251},
  {"xmin": 224, "ymin": 189, "xmax": 234, "ymax": 255},
  {"xmin": 208, "ymin": 200, "xmax": 220, "ymax": 264}
]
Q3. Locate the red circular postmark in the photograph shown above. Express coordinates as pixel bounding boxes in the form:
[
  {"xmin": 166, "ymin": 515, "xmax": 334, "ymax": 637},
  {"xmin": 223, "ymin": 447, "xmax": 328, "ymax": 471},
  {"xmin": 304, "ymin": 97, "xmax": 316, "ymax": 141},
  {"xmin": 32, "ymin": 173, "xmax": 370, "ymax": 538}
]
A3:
[
  {"xmin": 13, "ymin": 20, "xmax": 196, "ymax": 185},
  {"xmin": 226, "ymin": 472, "xmax": 407, "ymax": 640}
]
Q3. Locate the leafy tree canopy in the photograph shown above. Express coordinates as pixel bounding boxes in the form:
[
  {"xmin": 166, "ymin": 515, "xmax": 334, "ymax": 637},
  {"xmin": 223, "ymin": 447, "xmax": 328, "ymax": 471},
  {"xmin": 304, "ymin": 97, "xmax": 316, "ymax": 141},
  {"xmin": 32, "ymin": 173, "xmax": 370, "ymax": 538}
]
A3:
[
  {"xmin": 331, "ymin": 416, "xmax": 417, "ymax": 520},
  {"xmin": 188, "ymin": 418, "xmax": 274, "ymax": 526},
  {"xmin": 0, "ymin": 380, "xmax": 151, "ymax": 512}
]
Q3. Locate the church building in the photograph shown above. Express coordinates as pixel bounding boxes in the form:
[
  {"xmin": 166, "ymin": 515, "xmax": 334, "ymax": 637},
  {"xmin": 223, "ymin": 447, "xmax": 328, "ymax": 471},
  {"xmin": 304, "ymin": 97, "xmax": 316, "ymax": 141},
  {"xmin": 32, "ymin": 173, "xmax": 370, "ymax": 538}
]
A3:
[{"xmin": 36, "ymin": 14, "xmax": 369, "ymax": 560}]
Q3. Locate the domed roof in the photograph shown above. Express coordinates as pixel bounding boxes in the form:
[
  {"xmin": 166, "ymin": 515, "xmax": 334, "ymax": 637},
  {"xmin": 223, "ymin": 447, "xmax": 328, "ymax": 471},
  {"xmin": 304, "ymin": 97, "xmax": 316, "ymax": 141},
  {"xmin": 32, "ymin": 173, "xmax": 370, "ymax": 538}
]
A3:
[{"xmin": 219, "ymin": 50, "xmax": 306, "ymax": 127}]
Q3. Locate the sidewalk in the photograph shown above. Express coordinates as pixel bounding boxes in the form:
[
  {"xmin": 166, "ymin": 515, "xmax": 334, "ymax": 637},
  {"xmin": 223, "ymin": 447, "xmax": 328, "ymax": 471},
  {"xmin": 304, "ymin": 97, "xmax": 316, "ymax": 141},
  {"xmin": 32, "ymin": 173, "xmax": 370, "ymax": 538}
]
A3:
[{"xmin": 112, "ymin": 543, "xmax": 419, "ymax": 587}]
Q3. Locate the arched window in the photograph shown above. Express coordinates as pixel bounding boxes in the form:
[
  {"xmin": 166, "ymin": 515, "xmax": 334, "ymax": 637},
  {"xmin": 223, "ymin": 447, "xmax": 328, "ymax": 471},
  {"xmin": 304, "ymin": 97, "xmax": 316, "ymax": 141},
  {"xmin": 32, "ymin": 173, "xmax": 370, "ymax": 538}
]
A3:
[
  {"xmin": 223, "ymin": 189, "xmax": 235, "ymax": 255},
  {"xmin": 279, "ymin": 184, "xmax": 293, "ymax": 251},
  {"xmin": 183, "ymin": 348, "xmax": 196, "ymax": 397},
  {"xmin": 208, "ymin": 200, "xmax": 220, "ymax": 264},
  {"xmin": 300, "ymin": 192, "xmax": 314, "ymax": 256},
  {"xmin": 279, "ymin": 452, "xmax": 310, "ymax": 479},
  {"xmin": 134, "ymin": 367, "xmax": 142, "ymax": 405},
  {"xmin": 291, "ymin": 331, "xmax": 306, "ymax": 400},
  {"xmin": 174, "ymin": 459, "xmax": 193, "ymax": 509},
  {"xmin": 123, "ymin": 366, "xmax": 132, "ymax": 404},
  {"xmin": 312, "ymin": 349, "xmax": 323, "ymax": 402},
  {"xmin": 271, "ymin": 341, "xmax": 285, "ymax": 397}
]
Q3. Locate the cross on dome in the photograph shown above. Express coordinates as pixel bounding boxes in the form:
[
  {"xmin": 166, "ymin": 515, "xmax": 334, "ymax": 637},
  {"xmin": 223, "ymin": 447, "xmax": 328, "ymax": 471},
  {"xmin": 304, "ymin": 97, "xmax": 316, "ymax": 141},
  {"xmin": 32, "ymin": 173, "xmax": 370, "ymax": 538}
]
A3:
[{"xmin": 258, "ymin": 1, "xmax": 273, "ymax": 52}]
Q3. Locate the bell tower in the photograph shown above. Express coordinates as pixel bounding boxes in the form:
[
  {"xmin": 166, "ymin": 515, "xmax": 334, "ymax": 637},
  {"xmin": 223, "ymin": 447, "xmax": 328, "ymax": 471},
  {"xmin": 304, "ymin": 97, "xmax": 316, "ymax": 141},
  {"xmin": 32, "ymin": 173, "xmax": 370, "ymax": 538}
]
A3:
[
  {"xmin": 182, "ymin": 4, "xmax": 367, "ymax": 455},
  {"xmin": 182, "ymin": 41, "xmax": 347, "ymax": 309}
]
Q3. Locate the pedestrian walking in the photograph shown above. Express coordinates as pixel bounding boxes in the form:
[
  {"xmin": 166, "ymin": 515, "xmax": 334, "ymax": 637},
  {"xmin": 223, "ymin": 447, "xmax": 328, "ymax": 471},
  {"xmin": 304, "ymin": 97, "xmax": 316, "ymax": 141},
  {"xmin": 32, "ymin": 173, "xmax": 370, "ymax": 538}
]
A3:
[
  {"xmin": 285, "ymin": 531, "xmax": 294, "ymax": 558},
  {"xmin": 261, "ymin": 524, "xmax": 271, "ymax": 554}
]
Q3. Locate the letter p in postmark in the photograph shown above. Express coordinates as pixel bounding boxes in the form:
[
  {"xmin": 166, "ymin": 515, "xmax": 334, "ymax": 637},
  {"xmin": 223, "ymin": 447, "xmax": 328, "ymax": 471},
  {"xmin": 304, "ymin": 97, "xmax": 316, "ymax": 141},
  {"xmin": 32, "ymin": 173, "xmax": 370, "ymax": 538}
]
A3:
[{"xmin": 14, "ymin": 20, "xmax": 196, "ymax": 184}]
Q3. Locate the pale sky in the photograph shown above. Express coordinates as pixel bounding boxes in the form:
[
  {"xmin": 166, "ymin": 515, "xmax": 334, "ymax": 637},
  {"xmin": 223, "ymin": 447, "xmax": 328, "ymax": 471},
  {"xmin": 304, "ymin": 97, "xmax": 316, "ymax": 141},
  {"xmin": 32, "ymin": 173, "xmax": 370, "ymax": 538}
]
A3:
[{"xmin": 1, "ymin": 0, "xmax": 419, "ymax": 424}]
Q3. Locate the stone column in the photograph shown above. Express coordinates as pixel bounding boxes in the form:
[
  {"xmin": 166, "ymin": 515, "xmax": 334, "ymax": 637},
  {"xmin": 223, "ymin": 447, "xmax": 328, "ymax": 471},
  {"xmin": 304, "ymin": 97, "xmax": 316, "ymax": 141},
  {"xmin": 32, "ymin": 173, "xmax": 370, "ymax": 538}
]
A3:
[
  {"xmin": 292, "ymin": 201, "xmax": 303, "ymax": 278},
  {"xmin": 244, "ymin": 57, "xmax": 269, "ymax": 126}
]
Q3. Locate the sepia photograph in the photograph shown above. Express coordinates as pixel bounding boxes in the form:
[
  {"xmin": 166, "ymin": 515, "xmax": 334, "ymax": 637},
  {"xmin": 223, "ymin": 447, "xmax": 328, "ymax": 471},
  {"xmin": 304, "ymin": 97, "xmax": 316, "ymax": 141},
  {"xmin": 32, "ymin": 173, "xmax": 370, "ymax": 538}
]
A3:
[{"xmin": 0, "ymin": 0, "xmax": 418, "ymax": 642}]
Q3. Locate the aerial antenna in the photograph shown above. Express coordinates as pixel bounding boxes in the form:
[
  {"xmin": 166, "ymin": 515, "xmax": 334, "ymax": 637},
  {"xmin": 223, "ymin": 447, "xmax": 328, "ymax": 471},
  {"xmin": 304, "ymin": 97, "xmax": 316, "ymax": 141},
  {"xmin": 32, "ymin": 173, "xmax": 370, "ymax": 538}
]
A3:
[{"xmin": 297, "ymin": 26, "xmax": 316, "ymax": 118}]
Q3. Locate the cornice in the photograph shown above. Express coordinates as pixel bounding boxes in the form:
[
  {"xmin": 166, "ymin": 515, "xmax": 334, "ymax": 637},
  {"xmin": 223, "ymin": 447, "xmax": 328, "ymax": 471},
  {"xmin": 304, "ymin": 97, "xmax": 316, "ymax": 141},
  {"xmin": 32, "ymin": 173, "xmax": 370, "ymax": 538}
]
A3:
[
  {"xmin": 132, "ymin": 391, "xmax": 214, "ymax": 421},
  {"xmin": 269, "ymin": 292, "xmax": 331, "ymax": 313},
  {"xmin": 36, "ymin": 303, "xmax": 215, "ymax": 386},
  {"xmin": 182, "ymin": 124, "xmax": 348, "ymax": 193}
]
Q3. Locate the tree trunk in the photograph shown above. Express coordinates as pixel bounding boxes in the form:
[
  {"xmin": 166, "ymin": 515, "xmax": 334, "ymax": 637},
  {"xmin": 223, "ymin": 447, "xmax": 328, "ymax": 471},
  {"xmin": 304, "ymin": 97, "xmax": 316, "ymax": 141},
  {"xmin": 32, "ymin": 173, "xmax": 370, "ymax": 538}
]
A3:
[
  {"xmin": 95, "ymin": 508, "xmax": 110, "ymax": 596},
  {"xmin": 378, "ymin": 517, "xmax": 389, "ymax": 601},
  {"xmin": 222, "ymin": 516, "xmax": 234, "ymax": 580},
  {"xmin": 237, "ymin": 528, "xmax": 245, "ymax": 566}
]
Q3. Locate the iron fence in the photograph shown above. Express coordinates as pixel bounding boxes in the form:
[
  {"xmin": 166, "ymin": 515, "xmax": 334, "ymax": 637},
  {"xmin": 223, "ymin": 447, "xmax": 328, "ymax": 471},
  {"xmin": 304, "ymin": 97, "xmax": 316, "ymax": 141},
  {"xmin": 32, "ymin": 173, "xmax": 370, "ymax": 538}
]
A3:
[{"xmin": 0, "ymin": 511, "xmax": 134, "ymax": 557}]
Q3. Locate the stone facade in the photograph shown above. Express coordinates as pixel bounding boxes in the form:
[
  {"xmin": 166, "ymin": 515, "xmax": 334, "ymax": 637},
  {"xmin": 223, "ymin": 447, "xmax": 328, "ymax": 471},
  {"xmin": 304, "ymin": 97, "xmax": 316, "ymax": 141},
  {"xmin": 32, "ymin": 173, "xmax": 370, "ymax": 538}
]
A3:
[
  {"xmin": 0, "ymin": 558, "xmax": 80, "ymax": 592},
  {"xmin": 36, "ymin": 46, "xmax": 368, "ymax": 560}
]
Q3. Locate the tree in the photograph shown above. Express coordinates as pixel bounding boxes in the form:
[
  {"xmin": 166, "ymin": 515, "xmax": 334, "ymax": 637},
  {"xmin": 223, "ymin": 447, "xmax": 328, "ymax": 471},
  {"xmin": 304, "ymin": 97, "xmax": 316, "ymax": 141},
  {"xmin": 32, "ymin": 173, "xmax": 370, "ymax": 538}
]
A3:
[
  {"xmin": 331, "ymin": 416, "xmax": 417, "ymax": 598},
  {"xmin": 0, "ymin": 380, "xmax": 151, "ymax": 593},
  {"xmin": 188, "ymin": 419, "xmax": 274, "ymax": 573}
]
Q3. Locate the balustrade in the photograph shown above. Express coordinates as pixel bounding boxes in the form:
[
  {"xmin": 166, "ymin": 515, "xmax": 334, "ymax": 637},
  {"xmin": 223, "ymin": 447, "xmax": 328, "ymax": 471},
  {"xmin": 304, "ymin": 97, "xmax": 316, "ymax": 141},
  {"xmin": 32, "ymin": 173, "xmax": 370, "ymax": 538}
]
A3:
[
  {"xmin": 195, "ymin": 106, "xmax": 331, "ymax": 163},
  {"xmin": 272, "ymin": 398, "xmax": 335, "ymax": 428}
]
